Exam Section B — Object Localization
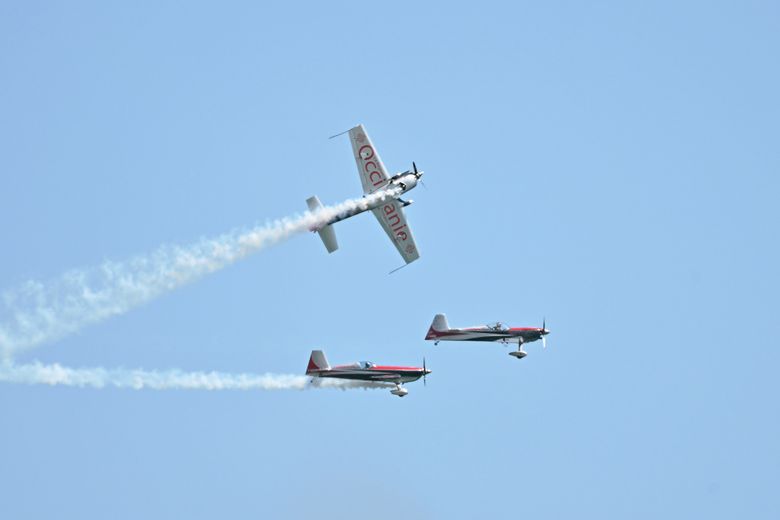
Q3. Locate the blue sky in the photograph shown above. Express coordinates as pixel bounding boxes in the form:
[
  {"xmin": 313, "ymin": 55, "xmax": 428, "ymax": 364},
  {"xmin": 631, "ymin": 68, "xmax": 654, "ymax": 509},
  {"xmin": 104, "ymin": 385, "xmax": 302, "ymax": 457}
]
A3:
[{"xmin": 1, "ymin": 1, "xmax": 778, "ymax": 518}]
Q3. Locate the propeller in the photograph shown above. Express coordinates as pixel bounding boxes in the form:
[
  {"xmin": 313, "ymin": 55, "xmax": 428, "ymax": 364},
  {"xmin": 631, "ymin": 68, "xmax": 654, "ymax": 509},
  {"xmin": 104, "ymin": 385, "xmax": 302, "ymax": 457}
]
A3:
[
  {"xmin": 541, "ymin": 318, "xmax": 548, "ymax": 349},
  {"xmin": 413, "ymin": 162, "xmax": 427, "ymax": 189},
  {"xmin": 423, "ymin": 357, "xmax": 428, "ymax": 386}
]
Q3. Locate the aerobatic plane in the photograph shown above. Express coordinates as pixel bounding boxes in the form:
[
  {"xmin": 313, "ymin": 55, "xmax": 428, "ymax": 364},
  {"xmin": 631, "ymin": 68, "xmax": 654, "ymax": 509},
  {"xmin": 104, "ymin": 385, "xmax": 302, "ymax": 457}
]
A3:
[
  {"xmin": 306, "ymin": 350, "xmax": 430, "ymax": 397},
  {"xmin": 425, "ymin": 314, "xmax": 550, "ymax": 359},
  {"xmin": 307, "ymin": 124, "xmax": 423, "ymax": 266}
]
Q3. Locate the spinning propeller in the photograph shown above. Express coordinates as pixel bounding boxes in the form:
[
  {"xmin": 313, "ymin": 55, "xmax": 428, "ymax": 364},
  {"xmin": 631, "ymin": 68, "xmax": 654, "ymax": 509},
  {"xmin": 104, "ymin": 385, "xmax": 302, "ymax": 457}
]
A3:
[{"xmin": 412, "ymin": 162, "xmax": 427, "ymax": 189}]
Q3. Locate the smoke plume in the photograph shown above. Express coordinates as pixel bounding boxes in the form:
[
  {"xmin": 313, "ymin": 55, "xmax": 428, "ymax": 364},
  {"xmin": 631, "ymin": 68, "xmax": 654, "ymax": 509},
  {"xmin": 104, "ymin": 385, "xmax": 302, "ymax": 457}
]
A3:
[
  {"xmin": 0, "ymin": 360, "xmax": 394, "ymax": 391},
  {"xmin": 0, "ymin": 188, "xmax": 400, "ymax": 358}
]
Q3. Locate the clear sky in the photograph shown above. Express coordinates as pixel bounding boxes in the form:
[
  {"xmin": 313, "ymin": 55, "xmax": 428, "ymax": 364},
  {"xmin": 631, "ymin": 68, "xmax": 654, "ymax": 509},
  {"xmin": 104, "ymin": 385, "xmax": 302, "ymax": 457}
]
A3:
[{"xmin": 1, "ymin": 1, "xmax": 778, "ymax": 518}]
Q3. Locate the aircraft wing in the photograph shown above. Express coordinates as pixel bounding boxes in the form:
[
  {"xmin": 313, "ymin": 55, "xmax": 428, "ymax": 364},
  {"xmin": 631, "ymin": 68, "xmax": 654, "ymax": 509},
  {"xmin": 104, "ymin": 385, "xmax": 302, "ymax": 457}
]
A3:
[
  {"xmin": 371, "ymin": 200, "xmax": 420, "ymax": 265},
  {"xmin": 349, "ymin": 124, "xmax": 390, "ymax": 195}
]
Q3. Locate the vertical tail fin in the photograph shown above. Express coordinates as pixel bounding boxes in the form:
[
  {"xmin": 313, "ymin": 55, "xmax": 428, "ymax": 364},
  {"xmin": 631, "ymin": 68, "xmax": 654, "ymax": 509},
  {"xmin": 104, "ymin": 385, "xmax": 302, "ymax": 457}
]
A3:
[
  {"xmin": 306, "ymin": 350, "xmax": 330, "ymax": 375},
  {"xmin": 307, "ymin": 196, "xmax": 339, "ymax": 253},
  {"xmin": 425, "ymin": 314, "xmax": 450, "ymax": 340}
]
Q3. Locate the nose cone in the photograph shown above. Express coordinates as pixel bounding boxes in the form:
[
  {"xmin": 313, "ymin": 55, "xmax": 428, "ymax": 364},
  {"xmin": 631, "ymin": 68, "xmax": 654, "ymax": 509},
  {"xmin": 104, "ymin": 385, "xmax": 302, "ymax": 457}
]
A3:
[
  {"xmin": 541, "ymin": 328, "xmax": 550, "ymax": 335},
  {"xmin": 425, "ymin": 368, "xmax": 432, "ymax": 375}
]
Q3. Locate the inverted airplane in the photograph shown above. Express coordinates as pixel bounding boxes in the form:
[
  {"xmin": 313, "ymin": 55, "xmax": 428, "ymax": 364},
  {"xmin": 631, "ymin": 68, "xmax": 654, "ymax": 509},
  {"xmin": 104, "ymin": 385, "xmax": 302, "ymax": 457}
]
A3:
[
  {"xmin": 307, "ymin": 124, "xmax": 423, "ymax": 266},
  {"xmin": 306, "ymin": 350, "xmax": 430, "ymax": 397},
  {"xmin": 425, "ymin": 314, "xmax": 550, "ymax": 359}
]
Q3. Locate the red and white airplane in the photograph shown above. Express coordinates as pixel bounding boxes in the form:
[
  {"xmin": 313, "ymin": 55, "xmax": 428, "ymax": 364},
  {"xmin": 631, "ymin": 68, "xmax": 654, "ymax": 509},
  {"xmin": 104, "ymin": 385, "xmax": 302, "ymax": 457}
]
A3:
[
  {"xmin": 425, "ymin": 314, "xmax": 550, "ymax": 359},
  {"xmin": 307, "ymin": 124, "xmax": 423, "ymax": 266},
  {"xmin": 306, "ymin": 350, "xmax": 430, "ymax": 397}
]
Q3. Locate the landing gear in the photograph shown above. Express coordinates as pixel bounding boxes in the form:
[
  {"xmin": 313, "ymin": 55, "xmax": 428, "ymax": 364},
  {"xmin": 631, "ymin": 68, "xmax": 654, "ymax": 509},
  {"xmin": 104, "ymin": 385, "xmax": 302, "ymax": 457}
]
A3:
[
  {"xmin": 390, "ymin": 384, "xmax": 409, "ymax": 397},
  {"xmin": 509, "ymin": 339, "xmax": 527, "ymax": 359}
]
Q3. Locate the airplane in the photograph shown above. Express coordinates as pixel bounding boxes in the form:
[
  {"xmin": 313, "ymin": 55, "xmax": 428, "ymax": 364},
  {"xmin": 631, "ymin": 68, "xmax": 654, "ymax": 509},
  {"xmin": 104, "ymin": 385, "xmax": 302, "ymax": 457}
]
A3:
[
  {"xmin": 307, "ymin": 124, "xmax": 423, "ymax": 266},
  {"xmin": 425, "ymin": 313, "xmax": 550, "ymax": 359},
  {"xmin": 306, "ymin": 350, "xmax": 430, "ymax": 397}
]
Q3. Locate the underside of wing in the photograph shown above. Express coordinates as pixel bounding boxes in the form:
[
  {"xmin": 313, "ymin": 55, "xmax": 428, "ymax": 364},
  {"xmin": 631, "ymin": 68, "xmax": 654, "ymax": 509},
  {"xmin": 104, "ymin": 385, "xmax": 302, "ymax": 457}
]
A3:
[
  {"xmin": 349, "ymin": 124, "xmax": 390, "ymax": 195},
  {"xmin": 371, "ymin": 200, "xmax": 420, "ymax": 264}
]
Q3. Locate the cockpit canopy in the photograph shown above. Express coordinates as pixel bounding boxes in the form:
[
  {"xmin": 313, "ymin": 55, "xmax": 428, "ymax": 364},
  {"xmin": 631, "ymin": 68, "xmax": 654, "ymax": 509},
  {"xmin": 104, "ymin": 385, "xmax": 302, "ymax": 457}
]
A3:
[
  {"xmin": 487, "ymin": 322, "xmax": 508, "ymax": 331},
  {"xmin": 358, "ymin": 361, "xmax": 375, "ymax": 369}
]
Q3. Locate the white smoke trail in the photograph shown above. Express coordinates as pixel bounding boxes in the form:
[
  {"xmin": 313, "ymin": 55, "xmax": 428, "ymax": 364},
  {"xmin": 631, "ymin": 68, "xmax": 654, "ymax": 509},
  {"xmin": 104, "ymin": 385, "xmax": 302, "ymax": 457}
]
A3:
[
  {"xmin": 0, "ymin": 188, "xmax": 401, "ymax": 359},
  {"xmin": 0, "ymin": 360, "xmax": 394, "ymax": 391}
]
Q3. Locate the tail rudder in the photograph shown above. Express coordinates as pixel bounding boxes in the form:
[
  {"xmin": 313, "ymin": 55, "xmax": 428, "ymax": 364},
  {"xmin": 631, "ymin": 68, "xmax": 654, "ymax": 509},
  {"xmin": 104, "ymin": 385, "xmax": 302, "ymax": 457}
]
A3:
[
  {"xmin": 426, "ymin": 314, "xmax": 450, "ymax": 340},
  {"xmin": 306, "ymin": 350, "xmax": 331, "ymax": 375}
]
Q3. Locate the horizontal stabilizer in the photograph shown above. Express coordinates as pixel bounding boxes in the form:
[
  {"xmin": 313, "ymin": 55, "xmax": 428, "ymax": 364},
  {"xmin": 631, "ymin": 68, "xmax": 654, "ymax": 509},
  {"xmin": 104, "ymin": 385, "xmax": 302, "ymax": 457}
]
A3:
[
  {"xmin": 306, "ymin": 196, "xmax": 339, "ymax": 253},
  {"xmin": 317, "ymin": 225, "xmax": 338, "ymax": 253}
]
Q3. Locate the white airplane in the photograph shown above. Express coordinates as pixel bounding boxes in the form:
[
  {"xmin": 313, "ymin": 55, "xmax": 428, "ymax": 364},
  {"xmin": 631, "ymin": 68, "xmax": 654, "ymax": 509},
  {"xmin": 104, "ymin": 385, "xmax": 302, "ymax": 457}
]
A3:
[{"xmin": 307, "ymin": 124, "xmax": 423, "ymax": 266}]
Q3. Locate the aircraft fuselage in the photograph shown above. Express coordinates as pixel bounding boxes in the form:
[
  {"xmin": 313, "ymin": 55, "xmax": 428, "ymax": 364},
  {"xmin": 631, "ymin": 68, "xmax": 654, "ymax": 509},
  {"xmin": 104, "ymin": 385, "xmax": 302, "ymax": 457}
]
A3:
[
  {"xmin": 426, "ymin": 327, "xmax": 547, "ymax": 344},
  {"xmin": 309, "ymin": 364, "xmax": 428, "ymax": 384},
  {"xmin": 324, "ymin": 172, "xmax": 419, "ymax": 227}
]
